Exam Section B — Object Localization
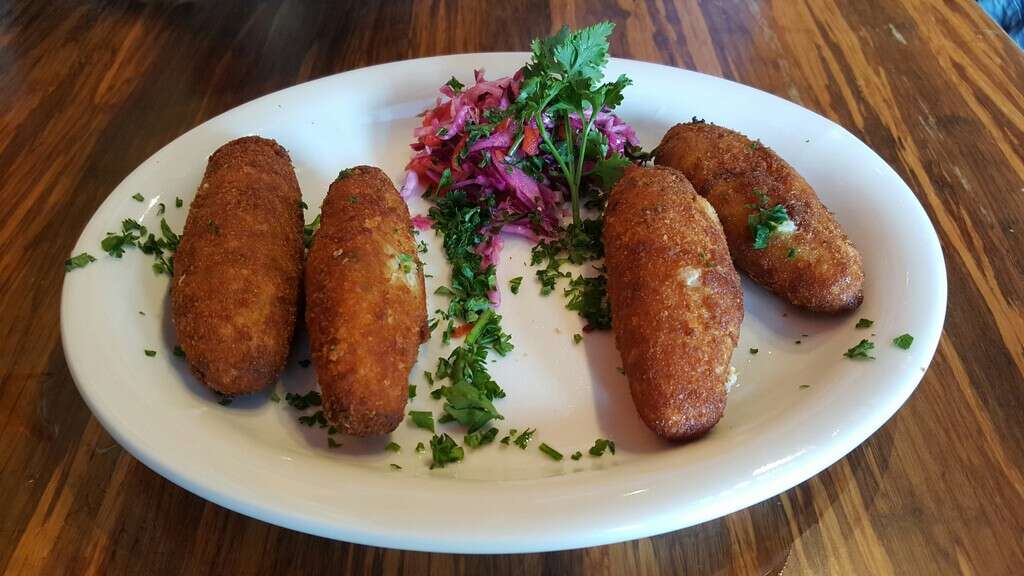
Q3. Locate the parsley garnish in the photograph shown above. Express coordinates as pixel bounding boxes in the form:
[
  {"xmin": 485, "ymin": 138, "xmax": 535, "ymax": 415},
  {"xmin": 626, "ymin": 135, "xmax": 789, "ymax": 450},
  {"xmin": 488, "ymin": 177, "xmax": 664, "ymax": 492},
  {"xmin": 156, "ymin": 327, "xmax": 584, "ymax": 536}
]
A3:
[
  {"xmin": 539, "ymin": 443, "xmax": 563, "ymax": 461},
  {"xmin": 100, "ymin": 218, "xmax": 179, "ymax": 275},
  {"xmin": 408, "ymin": 384, "xmax": 416, "ymax": 399},
  {"xmin": 269, "ymin": 392, "xmax": 281, "ymax": 403},
  {"xmin": 336, "ymin": 168, "xmax": 355, "ymax": 180},
  {"xmin": 429, "ymin": 433, "xmax": 464, "ymax": 468},
  {"xmin": 573, "ymin": 333, "xmax": 583, "ymax": 345},
  {"xmin": 509, "ymin": 276, "xmax": 523, "ymax": 294},
  {"xmin": 408, "ymin": 410, "xmax": 435, "ymax": 432},
  {"xmin": 512, "ymin": 428, "xmax": 536, "ymax": 449},
  {"xmin": 173, "ymin": 345, "xmax": 186, "ymax": 357},
  {"xmin": 132, "ymin": 193, "xmax": 144, "ymax": 202},
  {"xmin": 415, "ymin": 442, "xmax": 426, "ymax": 453},
  {"xmin": 144, "ymin": 349, "xmax": 156, "ymax": 357},
  {"xmin": 588, "ymin": 438, "xmax": 616, "ymax": 456},
  {"xmin": 303, "ymin": 214, "xmax": 321, "ymax": 248},
  {"xmin": 465, "ymin": 427, "xmax": 499, "ymax": 448},
  {"xmin": 64, "ymin": 253, "xmax": 96, "ymax": 272},
  {"xmin": 285, "ymin": 391, "xmax": 322, "ymax": 410},
  {"xmin": 328, "ymin": 437, "xmax": 342, "ymax": 449},
  {"xmin": 218, "ymin": 397, "xmax": 233, "ymax": 406},
  {"xmin": 748, "ymin": 196, "xmax": 792, "ymax": 250},
  {"xmin": 175, "ymin": 197, "xmax": 183, "ymax": 208},
  {"xmin": 564, "ymin": 273, "xmax": 611, "ymax": 330},
  {"xmin": 893, "ymin": 334, "xmax": 914, "ymax": 349},
  {"xmin": 385, "ymin": 441, "xmax": 401, "ymax": 453},
  {"xmin": 787, "ymin": 247, "xmax": 798, "ymax": 260},
  {"xmin": 444, "ymin": 76, "xmax": 465, "ymax": 94},
  {"xmin": 389, "ymin": 463, "xmax": 402, "ymax": 470},
  {"xmin": 571, "ymin": 451, "xmax": 583, "ymax": 460},
  {"xmin": 298, "ymin": 410, "xmax": 329, "ymax": 428},
  {"xmin": 856, "ymin": 318, "xmax": 874, "ymax": 329},
  {"xmin": 749, "ymin": 348, "xmax": 759, "ymax": 354},
  {"xmin": 844, "ymin": 339, "xmax": 876, "ymax": 360}
]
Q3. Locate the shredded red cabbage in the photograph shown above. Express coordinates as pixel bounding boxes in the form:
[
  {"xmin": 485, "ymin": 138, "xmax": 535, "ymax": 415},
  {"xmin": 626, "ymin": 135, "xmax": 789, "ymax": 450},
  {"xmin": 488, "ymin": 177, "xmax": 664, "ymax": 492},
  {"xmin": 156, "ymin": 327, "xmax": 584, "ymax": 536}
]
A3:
[{"xmin": 404, "ymin": 69, "xmax": 639, "ymax": 266}]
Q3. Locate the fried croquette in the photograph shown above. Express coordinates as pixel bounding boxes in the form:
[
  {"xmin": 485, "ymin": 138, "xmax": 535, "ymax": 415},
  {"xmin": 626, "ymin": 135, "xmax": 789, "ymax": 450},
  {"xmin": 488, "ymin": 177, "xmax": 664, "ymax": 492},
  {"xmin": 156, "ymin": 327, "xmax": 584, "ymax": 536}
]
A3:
[
  {"xmin": 604, "ymin": 166, "xmax": 744, "ymax": 441},
  {"xmin": 171, "ymin": 136, "xmax": 304, "ymax": 396},
  {"xmin": 654, "ymin": 121, "xmax": 864, "ymax": 313},
  {"xmin": 305, "ymin": 166, "xmax": 428, "ymax": 436}
]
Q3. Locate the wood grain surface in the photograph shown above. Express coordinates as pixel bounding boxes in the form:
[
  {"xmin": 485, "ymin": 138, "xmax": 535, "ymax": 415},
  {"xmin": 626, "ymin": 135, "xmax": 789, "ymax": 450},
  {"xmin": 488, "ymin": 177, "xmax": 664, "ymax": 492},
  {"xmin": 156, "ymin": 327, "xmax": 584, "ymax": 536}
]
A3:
[{"xmin": 2, "ymin": 1, "xmax": 1023, "ymax": 574}]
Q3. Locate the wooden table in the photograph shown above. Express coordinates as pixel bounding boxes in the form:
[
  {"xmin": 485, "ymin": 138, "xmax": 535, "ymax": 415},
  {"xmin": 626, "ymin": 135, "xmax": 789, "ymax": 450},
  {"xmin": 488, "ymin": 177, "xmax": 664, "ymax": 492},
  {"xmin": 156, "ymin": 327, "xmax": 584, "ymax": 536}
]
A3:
[{"xmin": 2, "ymin": 1, "xmax": 1023, "ymax": 573}]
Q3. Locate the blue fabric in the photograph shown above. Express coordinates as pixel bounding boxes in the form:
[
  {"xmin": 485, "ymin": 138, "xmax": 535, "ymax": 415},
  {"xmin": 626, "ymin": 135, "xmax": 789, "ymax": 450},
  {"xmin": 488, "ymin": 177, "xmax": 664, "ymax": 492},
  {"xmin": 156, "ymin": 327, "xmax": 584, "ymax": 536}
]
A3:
[{"xmin": 979, "ymin": 0, "xmax": 1024, "ymax": 46}]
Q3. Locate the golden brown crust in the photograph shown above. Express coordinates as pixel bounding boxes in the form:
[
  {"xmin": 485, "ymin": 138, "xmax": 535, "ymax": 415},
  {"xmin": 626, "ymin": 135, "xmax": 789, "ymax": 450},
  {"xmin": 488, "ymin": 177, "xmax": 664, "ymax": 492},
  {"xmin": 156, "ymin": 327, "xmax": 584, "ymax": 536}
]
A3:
[
  {"xmin": 604, "ymin": 166, "xmax": 744, "ymax": 441},
  {"xmin": 654, "ymin": 121, "xmax": 864, "ymax": 313},
  {"xmin": 171, "ymin": 136, "xmax": 304, "ymax": 396},
  {"xmin": 305, "ymin": 166, "xmax": 427, "ymax": 436}
]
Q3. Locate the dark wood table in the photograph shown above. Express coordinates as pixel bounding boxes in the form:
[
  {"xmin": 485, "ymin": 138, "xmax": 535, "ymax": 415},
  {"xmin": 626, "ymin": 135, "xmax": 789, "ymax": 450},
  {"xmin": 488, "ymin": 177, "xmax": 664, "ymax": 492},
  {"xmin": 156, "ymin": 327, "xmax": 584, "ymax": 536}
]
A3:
[{"xmin": 3, "ymin": 1, "xmax": 1023, "ymax": 573}]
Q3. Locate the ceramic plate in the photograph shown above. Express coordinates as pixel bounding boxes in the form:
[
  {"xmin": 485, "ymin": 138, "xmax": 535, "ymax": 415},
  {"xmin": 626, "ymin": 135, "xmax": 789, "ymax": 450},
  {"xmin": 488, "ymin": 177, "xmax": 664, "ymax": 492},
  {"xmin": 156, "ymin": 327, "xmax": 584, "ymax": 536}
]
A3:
[{"xmin": 61, "ymin": 54, "xmax": 946, "ymax": 553}]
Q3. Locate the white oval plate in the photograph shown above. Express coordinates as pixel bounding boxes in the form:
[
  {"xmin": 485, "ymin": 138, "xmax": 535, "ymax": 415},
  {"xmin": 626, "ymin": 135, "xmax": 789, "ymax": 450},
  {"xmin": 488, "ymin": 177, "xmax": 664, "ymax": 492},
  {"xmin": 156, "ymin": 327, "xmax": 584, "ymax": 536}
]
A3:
[{"xmin": 61, "ymin": 54, "xmax": 946, "ymax": 553}]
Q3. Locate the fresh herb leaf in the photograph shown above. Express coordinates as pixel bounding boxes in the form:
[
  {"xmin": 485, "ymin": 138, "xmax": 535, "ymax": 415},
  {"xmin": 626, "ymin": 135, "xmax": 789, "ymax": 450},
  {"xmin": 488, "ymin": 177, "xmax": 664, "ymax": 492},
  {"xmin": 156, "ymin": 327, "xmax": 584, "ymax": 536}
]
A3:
[
  {"xmin": 539, "ymin": 443, "xmax": 563, "ymax": 461},
  {"xmin": 748, "ymin": 201, "xmax": 791, "ymax": 250},
  {"xmin": 844, "ymin": 339, "xmax": 876, "ymax": 360},
  {"xmin": 304, "ymin": 214, "xmax": 321, "ymax": 248},
  {"xmin": 285, "ymin": 391, "xmax": 322, "ymax": 410},
  {"xmin": 588, "ymin": 438, "xmax": 616, "ymax": 456},
  {"xmin": 218, "ymin": 397, "xmax": 233, "ymax": 406},
  {"xmin": 787, "ymin": 247, "xmax": 798, "ymax": 260},
  {"xmin": 390, "ymin": 463, "xmax": 402, "ymax": 470},
  {"xmin": 509, "ymin": 276, "xmax": 523, "ymax": 294},
  {"xmin": 144, "ymin": 349, "xmax": 157, "ymax": 357},
  {"xmin": 429, "ymin": 433, "xmax": 464, "ymax": 468},
  {"xmin": 564, "ymin": 273, "xmax": 611, "ymax": 330},
  {"xmin": 175, "ymin": 197, "xmax": 183, "ymax": 208},
  {"xmin": 512, "ymin": 428, "xmax": 536, "ymax": 450},
  {"xmin": 856, "ymin": 318, "xmax": 874, "ymax": 329},
  {"xmin": 571, "ymin": 451, "xmax": 583, "ymax": 460},
  {"xmin": 573, "ymin": 333, "xmax": 583, "ymax": 345},
  {"xmin": 415, "ymin": 442, "xmax": 426, "ymax": 453},
  {"xmin": 893, "ymin": 334, "xmax": 914, "ymax": 349},
  {"xmin": 408, "ymin": 384, "xmax": 417, "ymax": 399},
  {"xmin": 465, "ymin": 427, "xmax": 499, "ymax": 448},
  {"xmin": 337, "ymin": 168, "xmax": 355, "ymax": 180},
  {"xmin": 269, "ymin": 392, "xmax": 281, "ymax": 403},
  {"xmin": 173, "ymin": 345, "xmax": 186, "ymax": 357},
  {"xmin": 445, "ymin": 76, "xmax": 465, "ymax": 94},
  {"xmin": 385, "ymin": 441, "xmax": 401, "ymax": 453},
  {"xmin": 750, "ymin": 348, "xmax": 759, "ymax": 354},
  {"xmin": 64, "ymin": 253, "xmax": 96, "ymax": 272},
  {"xmin": 328, "ymin": 437, "xmax": 342, "ymax": 449},
  {"xmin": 409, "ymin": 410, "xmax": 435, "ymax": 432},
  {"xmin": 132, "ymin": 193, "xmax": 144, "ymax": 202}
]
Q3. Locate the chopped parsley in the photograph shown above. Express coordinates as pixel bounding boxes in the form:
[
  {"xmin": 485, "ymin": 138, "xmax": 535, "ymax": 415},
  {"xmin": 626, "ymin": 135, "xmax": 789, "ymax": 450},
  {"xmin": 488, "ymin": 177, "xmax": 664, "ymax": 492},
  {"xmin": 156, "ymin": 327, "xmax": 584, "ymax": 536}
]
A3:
[
  {"xmin": 157, "ymin": 203, "xmax": 166, "ymax": 215},
  {"xmin": 588, "ymin": 438, "xmax": 616, "ymax": 456},
  {"xmin": 512, "ymin": 428, "xmax": 536, "ymax": 449},
  {"xmin": 747, "ymin": 191, "xmax": 792, "ymax": 249},
  {"xmin": 64, "ymin": 253, "xmax": 96, "ymax": 272},
  {"xmin": 564, "ymin": 273, "xmax": 611, "ymax": 330},
  {"xmin": 218, "ymin": 397, "xmax": 233, "ymax": 406},
  {"xmin": 893, "ymin": 334, "xmax": 914, "ymax": 349},
  {"xmin": 144, "ymin": 349, "xmax": 156, "ymax": 357},
  {"xmin": 385, "ymin": 441, "xmax": 401, "ymax": 453},
  {"xmin": 285, "ymin": 391, "xmax": 322, "ymax": 410},
  {"xmin": 500, "ymin": 429, "xmax": 517, "ymax": 445},
  {"xmin": 269, "ymin": 392, "xmax": 281, "ymax": 403},
  {"xmin": 429, "ymin": 433, "xmax": 464, "ymax": 468},
  {"xmin": 337, "ymin": 168, "xmax": 356, "ymax": 180},
  {"xmin": 175, "ymin": 197, "xmax": 183, "ymax": 208},
  {"xmin": 408, "ymin": 385, "xmax": 416, "ymax": 399},
  {"xmin": 749, "ymin": 348, "xmax": 759, "ymax": 354},
  {"xmin": 349, "ymin": 195, "xmax": 359, "ymax": 204},
  {"xmin": 571, "ymin": 451, "xmax": 583, "ymax": 460},
  {"xmin": 573, "ymin": 333, "xmax": 583, "ymax": 345},
  {"xmin": 303, "ymin": 214, "xmax": 321, "ymax": 248},
  {"xmin": 856, "ymin": 318, "xmax": 874, "ymax": 329},
  {"xmin": 787, "ymin": 247, "xmax": 798, "ymax": 260},
  {"xmin": 173, "ymin": 345, "xmax": 186, "ymax": 357},
  {"xmin": 328, "ymin": 437, "xmax": 342, "ymax": 449},
  {"xmin": 408, "ymin": 410, "xmax": 435, "ymax": 432},
  {"xmin": 431, "ymin": 309, "xmax": 510, "ymax": 431},
  {"xmin": 509, "ymin": 276, "xmax": 523, "ymax": 294},
  {"xmin": 389, "ymin": 463, "xmax": 402, "ymax": 470},
  {"xmin": 100, "ymin": 218, "xmax": 179, "ymax": 276},
  {"xmin": 445, "ymin": 76, "xmax": 465, "ymax": 94},
  {"xmin": 298, "ymin": 410, "xmax": 329, "ymax": 428},
  {"xmin": 844, "ymin": 339, "xmax": 876, "ymax": 360},
  {"xmin": 132, "ymin": 193, "xmax": 144, "ymax": 202},
  {"xmin": 539, "ymin": 443, "xmax": 563, "ymax": 461},
  {"xmin": 465, "ymin": 427, "xmax": 499, "ymax": 448},
  {"xmin": 415, "ymin": 442, "xmax": 426, "ymax": 453}
]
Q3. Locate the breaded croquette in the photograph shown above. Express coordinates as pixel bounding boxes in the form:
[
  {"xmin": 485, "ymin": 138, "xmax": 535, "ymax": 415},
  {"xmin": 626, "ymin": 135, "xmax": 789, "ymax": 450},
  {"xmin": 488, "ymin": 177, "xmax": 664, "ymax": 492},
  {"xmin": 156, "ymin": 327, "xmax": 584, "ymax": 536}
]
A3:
[
  {"xmin": 654, "ymin": 121, "xmax": 864, "ymax": 313},
  {"xmin": 604, "ymin": 166, "xmax": 744, "ymax": 440},
  {"xmin": 305, "ymin": 166, "xmax": 428, "ymax": 436},
  {"xmin": 172, "ymin": 136, "xmax": 304, "ymax": 396}
]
